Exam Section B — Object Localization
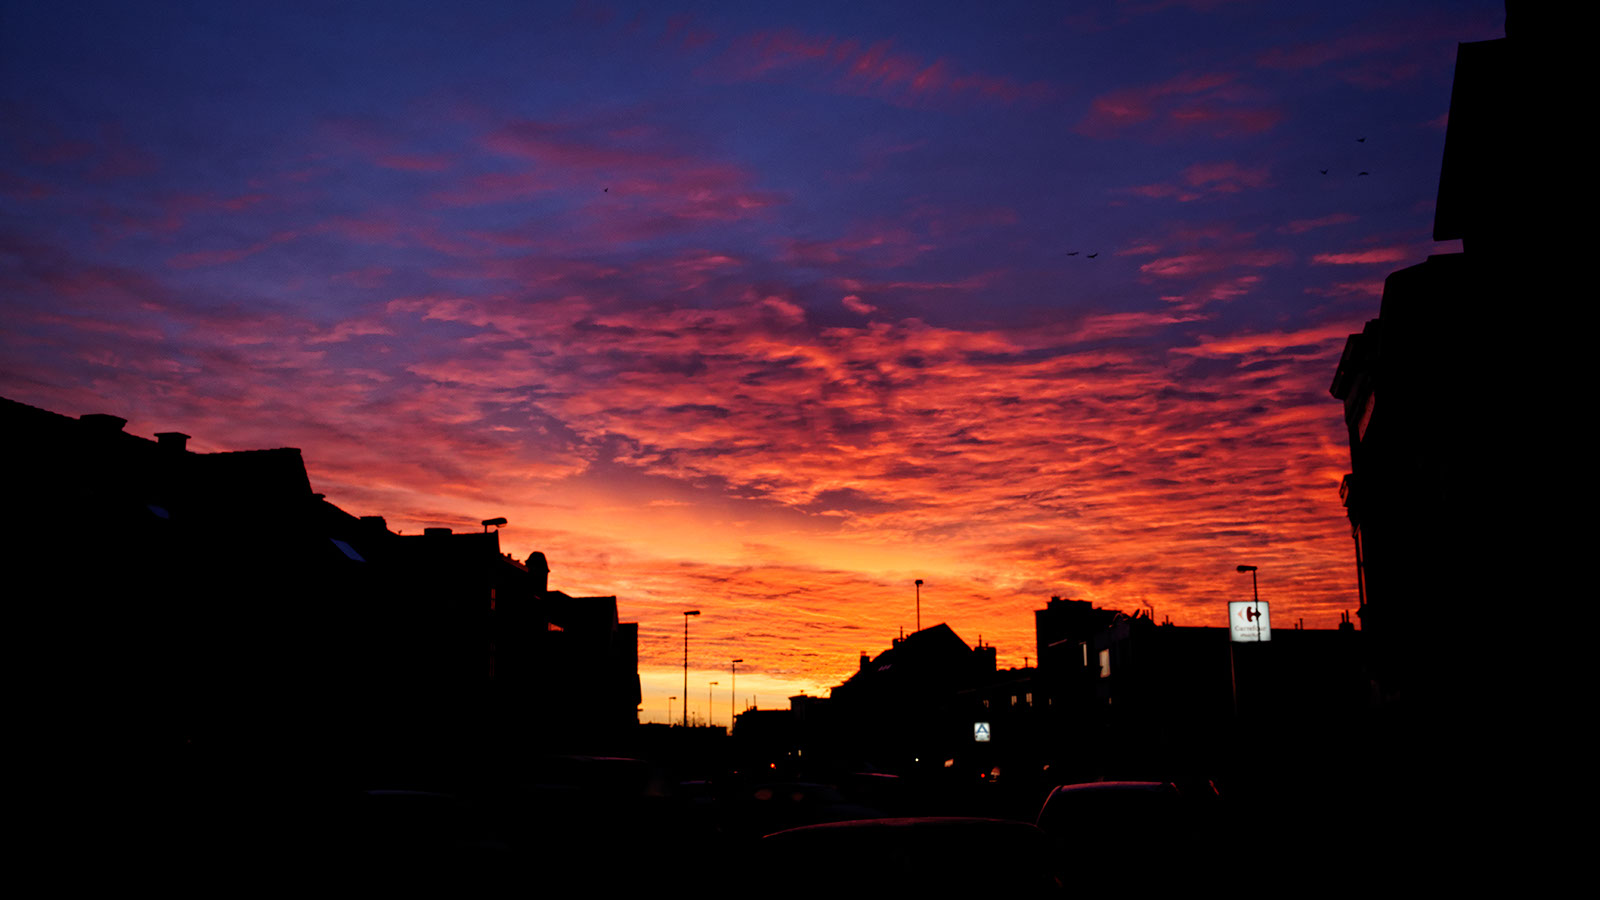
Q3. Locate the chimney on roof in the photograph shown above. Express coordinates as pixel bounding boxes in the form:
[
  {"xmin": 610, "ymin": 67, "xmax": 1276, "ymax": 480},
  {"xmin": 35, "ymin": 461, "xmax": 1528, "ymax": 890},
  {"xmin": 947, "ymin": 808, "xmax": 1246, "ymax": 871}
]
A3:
[
  {"xmin": 974, "ymin": 643, "xmax": 997, "ymax": 675},
  {"xmin": 155, "ymin": 432, "xmax": 190, "ymax": 452},
  {"xmin": 79, "ymin": 413, "xmax": 127, "ymax": 434},
  {"xmin": 860, "ymin": 652, "xmax": 870, "ymax": 671},
  {"xmin": 526, "ymin": 551, "xmax": 549, "ymax": 593}
]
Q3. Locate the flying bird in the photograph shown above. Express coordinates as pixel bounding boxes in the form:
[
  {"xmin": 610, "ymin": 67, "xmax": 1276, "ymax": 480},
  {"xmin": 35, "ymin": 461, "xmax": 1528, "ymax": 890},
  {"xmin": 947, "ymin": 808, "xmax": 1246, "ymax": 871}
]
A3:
[
  {"xmin": 1320, "ymin": 169, "xmax": 1328, "ymax": 175},
  {"xmin": 1357, "ymin": 137, "xmax": 1366, "ymax": 142},
  {"xmin": 1087, "ymin": 252, "xmax": 1099, "ymax": 259},
  {"xmin": 1358, "ymin": 171, "xmax": 1369, "ymax": 176},
  {"xmin": 1066, "ymin": 251, "xmax": 1079, "ymax": 256}
]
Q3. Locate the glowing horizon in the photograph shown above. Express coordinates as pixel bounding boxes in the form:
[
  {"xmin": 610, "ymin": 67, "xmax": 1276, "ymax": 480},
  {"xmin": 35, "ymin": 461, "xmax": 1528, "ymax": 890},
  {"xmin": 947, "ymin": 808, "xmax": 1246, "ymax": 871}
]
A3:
[{"xmin": 0, "ymin": 1, "xmax": 1502, "ymax": 710}]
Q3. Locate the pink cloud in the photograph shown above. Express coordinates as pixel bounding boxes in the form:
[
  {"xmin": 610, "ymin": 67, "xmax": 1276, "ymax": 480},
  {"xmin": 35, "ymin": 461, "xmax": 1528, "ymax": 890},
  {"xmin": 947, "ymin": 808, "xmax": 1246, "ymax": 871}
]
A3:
[
  {"xmin": 1311, "ymin": 248, "xmax": 1409, "ymax": 265},
  {"xmin": 1139, "ymin": 248, "xmax": 1287, "ymax": 278},
  {"xmin": 1116, "ymin": 241, "xmax": 1163, "ymax": 257},
  {"xmin": 659, "ymin": 14, "xmax": 717, "ymax": 52},
  {"xmin": 1280, "ymin": 213, "xmax": 1359, "ymax": 235},
  {"xmin": 1337, "ymin": 59, "xmax": 1424, "ymax": 89},
  {"xmin": 330, "ymin": 266, "xmax": 394, "ymax": 289},
  {"xmin": 1304, "ymin": 281, "xmax": 1383, "ymax": 298},
  {"xmin": 1182, "ymin": 160, "xmax": 1270, "ymax": 190},
  {"xmin": 1177, "ymin": 323, "xmax": 1353, "ymax": 359},
  {"xmin": 376, "ymin": 153, "xmax": 454, "ymax": 172},
  {"xmin": 1120, "ymin": 160, "xmax": 1272, "ymax": 203},
  {"xmin": 1141, "ymin": 254, "xmax": 1208, "ymax": 277},
  {"xmin": 1079, "ymin": 70, "xmax": 1280, "ymax": 139},
  {"xmin": 86, "ymin": 124, "xmax": 159, "ymax": 181},
  {"xmin": 1118, "ymin": 183, "xmax": 1202, "ymax": 202},
  {"xmin": 166, "ymin": 230, "xmax": 301, "ymax": 270},
  {"xmin": 841, "ymin": 295, "xmax": 877, "ymax": 315},
  {"xmin": 0, "ymin": 171, "xmax": 53, "ymax": 202},
  {"xmin": 450, "ymin": 119, "xmax": 785, "ymax": 229},
  {"xmin": 710, "ymin": 28, "xmax": 1054, "ymax": 108},
  {"xmin": 1257, "ymin": 29, "xmax": 1413, "ymax": 71},
  {"xmin": 428, "ymin": 170, "xmax": 558, "ymax": 207}
]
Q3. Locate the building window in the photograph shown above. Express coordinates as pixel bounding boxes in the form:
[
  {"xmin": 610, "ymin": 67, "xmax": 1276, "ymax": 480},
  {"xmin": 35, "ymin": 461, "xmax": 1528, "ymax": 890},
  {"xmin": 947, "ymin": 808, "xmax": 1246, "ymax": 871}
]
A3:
[{"xmin": 1099, "ymin": 648, "xmax": 1111, "ymax": 678}]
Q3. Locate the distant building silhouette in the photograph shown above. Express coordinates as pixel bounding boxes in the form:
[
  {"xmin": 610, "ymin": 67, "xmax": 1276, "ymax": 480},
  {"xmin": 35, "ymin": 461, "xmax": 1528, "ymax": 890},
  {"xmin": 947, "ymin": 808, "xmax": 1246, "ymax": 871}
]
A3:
[{"xmin": 827, "ymin": 623, "xmax": 997, "ymax": 770}]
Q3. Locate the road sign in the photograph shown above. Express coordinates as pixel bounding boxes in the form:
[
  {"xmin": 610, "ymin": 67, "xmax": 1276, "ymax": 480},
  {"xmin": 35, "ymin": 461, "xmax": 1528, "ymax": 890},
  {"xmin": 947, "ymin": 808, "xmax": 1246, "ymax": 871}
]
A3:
[{"xmin": 1228, "ymin": 600, "xmax": 1271, "ymax": 642}]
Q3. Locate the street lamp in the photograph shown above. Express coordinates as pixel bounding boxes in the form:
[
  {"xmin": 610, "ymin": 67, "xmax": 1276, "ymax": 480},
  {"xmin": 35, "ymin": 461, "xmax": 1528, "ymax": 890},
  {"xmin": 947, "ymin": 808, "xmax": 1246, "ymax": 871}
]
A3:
[
  {"xmin": 683, "ymin": 610, "xmax": 701, "ymax": 727},
  {"xmin": 668, "ymin": 696, "xmax": 676, "ymax": 726},
  {"xmin": 731, "ymin": 659, "xmax": 743, "ymax": 726},
  {"xmin": 915, "ymin": 579, "xmax": 924, "ymax": 633},
  {"xmin": 1232, "ymin": 565, "xmax": 1261, "ymax": 718},
  {"xmin": 708, "ymin": 681, "xmax": 719, "ymax": 729},
  {"xmin": 1236, "ymin": 565, "xmax": 1261, "ymax": 640}
]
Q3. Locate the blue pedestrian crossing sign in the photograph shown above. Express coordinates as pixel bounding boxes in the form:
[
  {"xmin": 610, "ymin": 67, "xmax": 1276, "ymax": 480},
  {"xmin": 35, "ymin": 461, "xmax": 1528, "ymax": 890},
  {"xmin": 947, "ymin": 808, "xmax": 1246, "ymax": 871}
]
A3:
[{"xmin": 974, "ymin": 721, "xmax": 991, "ymax": 742}]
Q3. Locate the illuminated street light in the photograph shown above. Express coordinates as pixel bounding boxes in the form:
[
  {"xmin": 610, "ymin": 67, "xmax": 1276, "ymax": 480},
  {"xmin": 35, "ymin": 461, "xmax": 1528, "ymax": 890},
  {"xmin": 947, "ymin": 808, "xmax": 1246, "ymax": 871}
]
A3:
[
  {"xmin": 915, "ymin": 579, "xmax": 924, "ymax": 632},
  {"xmin": 683, "ymin": 610, "xmax": 700, "ymax": 727}
]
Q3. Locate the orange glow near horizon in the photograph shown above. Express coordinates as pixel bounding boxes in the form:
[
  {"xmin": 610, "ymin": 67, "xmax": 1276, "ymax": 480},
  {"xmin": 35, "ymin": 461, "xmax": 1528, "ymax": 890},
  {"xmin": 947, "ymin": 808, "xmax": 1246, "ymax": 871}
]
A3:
[{"xmin": 73, "ymin": 297, "xmax": 1362, "ymax": 707}]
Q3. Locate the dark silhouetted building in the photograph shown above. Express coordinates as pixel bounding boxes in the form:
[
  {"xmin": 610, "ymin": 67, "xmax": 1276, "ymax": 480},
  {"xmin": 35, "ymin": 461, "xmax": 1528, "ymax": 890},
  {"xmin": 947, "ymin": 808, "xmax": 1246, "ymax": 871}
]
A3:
[
  {"xmin": 1329, "ymin": 14, "xmax": 1546, "ymax": 715},
  {"xmin": 4, "ymin": 395, "xmax": 639, "ymax": 788},
  {"xmin": 827, "ymin": 623, "xmax": 997, "ymax": 771},
  {"xmin": 1323, "ymin": 9, "xmax": 1562, "ymax": 872}
]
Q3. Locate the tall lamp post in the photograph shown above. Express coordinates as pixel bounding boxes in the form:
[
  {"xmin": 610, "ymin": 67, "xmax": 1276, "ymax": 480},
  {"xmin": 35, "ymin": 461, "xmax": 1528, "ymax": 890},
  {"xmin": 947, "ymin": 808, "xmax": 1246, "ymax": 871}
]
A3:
[
  {"xmin": 708, "ymin": 681, "xmax": 719, "ymax": 729},
  {"xmin": 682, "ymin": 610, "xmax": 701, "ymax": 727},
  {"xmin": 731, "ymin": 659, "xmax": 743, "ymax": 727},
  {"xmin": 915, "ymin": 579, "xmax": 923, "ymax": 633},
  {"xmin": 1236, "ymin": 565, "xmax": 1261, "ymax": 641},
  {"xmin": 668, "ymin": 696, "xmax": 676, "ymax": 726},
  {"xmin": 1232, "ymin": 565, "xmax": 1259, "ymax": 717}
]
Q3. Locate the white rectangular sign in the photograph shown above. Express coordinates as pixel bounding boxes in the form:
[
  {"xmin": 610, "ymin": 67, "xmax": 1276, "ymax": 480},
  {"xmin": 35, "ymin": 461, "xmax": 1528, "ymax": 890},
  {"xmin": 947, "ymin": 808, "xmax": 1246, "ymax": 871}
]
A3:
[{"xmin": 1229, "ymin": 601, "xmax": 1271, "ymax": 642}]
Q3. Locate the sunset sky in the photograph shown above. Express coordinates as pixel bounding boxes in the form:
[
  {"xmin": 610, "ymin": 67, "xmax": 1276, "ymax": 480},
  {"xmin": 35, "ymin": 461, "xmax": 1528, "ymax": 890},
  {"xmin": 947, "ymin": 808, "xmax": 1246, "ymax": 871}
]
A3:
[{"xmin": 1, "ymin": 0, "xmax": 1503, "ymax": 726}]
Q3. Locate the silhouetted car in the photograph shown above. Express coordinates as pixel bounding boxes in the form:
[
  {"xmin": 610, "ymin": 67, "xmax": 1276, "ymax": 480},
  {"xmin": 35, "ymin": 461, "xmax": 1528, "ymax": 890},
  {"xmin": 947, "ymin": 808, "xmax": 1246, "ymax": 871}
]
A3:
[
  {"xmin": 726, "ymin": 780, "xmax": 885, "ymax": 837},
  {"xmin": 1036, "ymin": 780, "xmax": 1183, "ymax": 831},
  {"xmin": 1035, "ymin": 781, "xmax": 1223, "ymax": 891},
  {"xmin": 759, "ymin": 817, "xmax": 1062, "ymax": 897}
]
